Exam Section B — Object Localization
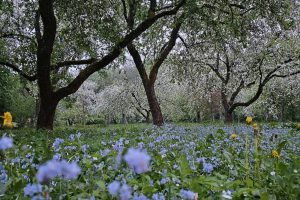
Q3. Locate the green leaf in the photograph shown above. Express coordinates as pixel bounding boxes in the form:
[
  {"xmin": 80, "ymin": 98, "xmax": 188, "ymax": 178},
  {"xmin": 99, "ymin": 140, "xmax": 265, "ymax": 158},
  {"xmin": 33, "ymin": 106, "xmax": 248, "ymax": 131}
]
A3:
[{"xmin": 277, "ymin": 140, "xmax": 287, "ymax": 154}]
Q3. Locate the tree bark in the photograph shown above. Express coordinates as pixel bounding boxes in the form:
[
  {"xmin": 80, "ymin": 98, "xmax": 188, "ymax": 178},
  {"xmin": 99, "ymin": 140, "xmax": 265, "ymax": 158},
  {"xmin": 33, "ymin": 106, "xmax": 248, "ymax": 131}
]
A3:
[
  {"xmin": 224, "ymin": 109, "xmax": 233, "ymax": 123},
  {"xmin": 145, "ymin": 84, "xmax": 164, "ymax": 126},
  {"xmin": 37, "ymin": 97, "xmax": 58, "ymax": 130}
]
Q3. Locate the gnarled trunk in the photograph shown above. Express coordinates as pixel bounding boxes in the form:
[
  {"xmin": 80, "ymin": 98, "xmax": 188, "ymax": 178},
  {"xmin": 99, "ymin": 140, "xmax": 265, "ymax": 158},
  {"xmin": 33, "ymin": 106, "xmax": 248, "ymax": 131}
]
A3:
[{"xmin": 145, "ymin": 85, "xmax": 164, "ymax": 126}]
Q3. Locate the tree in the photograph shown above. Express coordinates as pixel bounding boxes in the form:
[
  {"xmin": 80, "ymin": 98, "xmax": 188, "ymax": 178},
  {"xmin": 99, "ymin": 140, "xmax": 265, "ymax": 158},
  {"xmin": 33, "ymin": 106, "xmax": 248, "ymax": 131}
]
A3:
[
  {"xmin": 123, "ymin": 1, "xmax": 184, "ymax": 126},
  {"xmin": 174, "ymin": 0, "xmax": 300, "ymax": 123},
  {"xmin": 0, "ymin": 0, "xmax": 185, "ymax": 129}
]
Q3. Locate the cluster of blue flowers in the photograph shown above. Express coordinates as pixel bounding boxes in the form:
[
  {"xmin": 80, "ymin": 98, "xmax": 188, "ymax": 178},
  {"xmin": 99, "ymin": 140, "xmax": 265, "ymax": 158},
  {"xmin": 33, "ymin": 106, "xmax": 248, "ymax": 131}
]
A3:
[
  {"xmin": 124, "ymin": 148, "xmax": 151, "ymax": 174},
  {"xmin": 108, "ymin": 181, "xmax": 132, "ymax": 200},
  {"xmin": 24, "ymin": 183, "xmax": 42, "ymax": 198},
  {"xmin": 0, "ymin": 136, "xmax": 13, "ymax": 150},
  {"xmin": 36, "ymin": 159, "xmax": 81, "ymax": 183}
]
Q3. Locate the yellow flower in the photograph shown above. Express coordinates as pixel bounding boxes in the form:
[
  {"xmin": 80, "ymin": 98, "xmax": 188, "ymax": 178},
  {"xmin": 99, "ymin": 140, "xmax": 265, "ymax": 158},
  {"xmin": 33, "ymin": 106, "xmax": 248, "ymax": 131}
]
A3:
[
  {"xmin": 230, "ymin": 133, "xmax": 238, "ymax": 140},
  {"xmin": 253, "ymin": 123, "xmax": 258, "ymax": 130},
  {"xmin": 246, "ymin": 116, "xmax": 252, "ymax": 124},
  {"xmin": 2, "ymin": 112, "xmax": 13, "ymax": 129},
  {"xmin": 271, "ymin": 150, "xmax": 280, "ymax": 158},
  {"xmin": 297, "ymin": 123, "xmax": 300, "ymax": 129}
]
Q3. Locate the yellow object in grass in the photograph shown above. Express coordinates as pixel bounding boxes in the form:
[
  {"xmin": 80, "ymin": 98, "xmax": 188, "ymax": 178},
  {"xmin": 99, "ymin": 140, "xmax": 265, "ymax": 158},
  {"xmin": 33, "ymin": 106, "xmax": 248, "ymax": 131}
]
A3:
[
  {"xmin": 271, "ymin": 150, "xmax": 280, "ymax": 158},
  {"xmin": 246, "ymin": 116, "xmax": 252, "ymax": 124},
  {"xmin": 1, "ymin": 112, "xmax": 13, "ymax": 128},
  {"xmin": 253, "ymin": 123, "xmax": 258, "ymax": 130},
  {"xmin": 230, "ymin": 133, "xmax": 238, "ymax": 140}
]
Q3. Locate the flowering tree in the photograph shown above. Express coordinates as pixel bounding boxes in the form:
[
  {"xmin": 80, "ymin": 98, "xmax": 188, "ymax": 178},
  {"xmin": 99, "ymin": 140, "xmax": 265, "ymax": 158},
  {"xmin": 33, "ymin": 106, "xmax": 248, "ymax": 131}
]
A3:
[
  {"xmin": 0, "ymin": 0, "xmax": 185, "ymax": 129},
  {"xmin": 174, "ymin": 0, "xmax": 300, "ymax": 123}
]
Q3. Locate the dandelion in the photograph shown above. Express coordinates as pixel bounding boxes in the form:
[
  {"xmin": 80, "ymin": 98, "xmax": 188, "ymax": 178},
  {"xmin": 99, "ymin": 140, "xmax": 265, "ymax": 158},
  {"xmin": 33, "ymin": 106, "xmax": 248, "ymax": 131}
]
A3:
[
  {"xmin": 271, "ymin": 150, "xmax": 280, "ymax": 158},
  {"xmin": 0, "ymin": 136, "xmax": 13, "ymax": 150},
  {"xmin": 230, "ymin": 133, "xmax": 237, "ymax": 140},
  {"xmin": 124, "ymin": 148, "xmax": 151, "ymax": 174},
  {"xmin": 246, "ymin": 116, "xmax": 252, "ymax": 124}
]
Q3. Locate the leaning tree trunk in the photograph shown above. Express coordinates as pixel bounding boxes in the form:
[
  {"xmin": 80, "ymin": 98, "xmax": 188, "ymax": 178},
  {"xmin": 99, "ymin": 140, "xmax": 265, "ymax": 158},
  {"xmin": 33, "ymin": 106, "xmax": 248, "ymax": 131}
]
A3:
[
  {"xmin": 145, "ymin": 84, "xmax": 164, "ymax": 126},
  {"xmin": 37, "ymin": 96, "xmax": 58, "ymax": 130}
]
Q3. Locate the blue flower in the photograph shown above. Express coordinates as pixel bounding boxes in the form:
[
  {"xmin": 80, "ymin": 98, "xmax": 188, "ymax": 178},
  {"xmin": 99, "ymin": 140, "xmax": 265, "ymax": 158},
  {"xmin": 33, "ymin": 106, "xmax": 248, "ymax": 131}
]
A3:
[
  {"xmin": 108, "ymin": 181, "xmax": 120, "ymax": 196},
  {"xmin": 119, "ymin": 183, "xmax": 131, "ymax": 200},
  {"xmin": 69, "ymin": 134, "xmax": 75, "ymax": 141},
  {"xmin": 52, "ymin": 138, "xmax": 64, "ymax": 152},
  {"xmin": 133, "ymin": 194, "xmax": 148, "ymax": 200},
  {"xmin": 0, "ymin": 136, "xmax": 13, "ymax": 150},
  {"xmin": 36, "ymin": 160, "xmax": 61, "ymax": 183},
  {"xmin": 100, "ymin": 149, "xmax": 110, "ymax": 157},
  {"xmin": 203, "ymin": 162, "xmax": 214, "ymax": 174},
  {"xmin": 81, "ymin": 144, "xmax": 89, "ymax": 153},
  {"xmin": 36, "ymin": 159, "xmax": 81, "ymax": 183},
  {"xmin": 180, "ymin": 189, "xmax": 196, "ymax": 200},
  {"xmin": 60, "ymin": 160, "xmax": 81, "ymax": 180},
  {"xmin": 0, "ymin": 169, "xmax": 8, "ymax": 183},
  {"xmin": 152, "ymin": 193, "xmax": 165, "ymax": 200},
  {"xmin": 124, "ymin": 148, "xmax": 151, "ymax": 174},
  {"xmin": 24, "ymin": 183, "xmax": 42, "ymax": 197}
]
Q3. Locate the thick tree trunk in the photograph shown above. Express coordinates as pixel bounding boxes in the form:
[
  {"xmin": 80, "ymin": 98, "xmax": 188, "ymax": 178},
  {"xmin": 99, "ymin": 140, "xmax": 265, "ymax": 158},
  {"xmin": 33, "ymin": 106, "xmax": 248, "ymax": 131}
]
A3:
[
  {"xmin": 36, "ymin": 97, "xmax": 58, "ymax": 130},
  {"xmin": 145, "ymin": 85, "xmax": 164, "ymax": 126},
  {"xmin": 221, "ymin": 91, "xmax": 234, "ymax": 123}
]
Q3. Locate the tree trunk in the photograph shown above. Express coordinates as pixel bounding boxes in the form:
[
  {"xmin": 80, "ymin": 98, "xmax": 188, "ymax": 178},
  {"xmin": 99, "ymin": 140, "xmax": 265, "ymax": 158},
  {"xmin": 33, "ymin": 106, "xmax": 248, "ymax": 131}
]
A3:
[
  {"xmin": 36, "ymin": 97, "xmax": 58, "ymax": 130},
  {"xmin": 145, "ymin": 84, "xmax": 164, "ymax": 126},
  {"xmin": 221, "ymin": 91, "xmax": 233, "ymax": 123},
  {"xmin": 224, "ymin": 109, "xmax": 233, "ymax": 123}
]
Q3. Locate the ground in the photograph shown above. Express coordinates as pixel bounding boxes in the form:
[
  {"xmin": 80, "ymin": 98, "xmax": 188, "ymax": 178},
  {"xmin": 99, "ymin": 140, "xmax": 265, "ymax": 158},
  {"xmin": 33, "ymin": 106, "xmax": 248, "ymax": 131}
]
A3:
[{"xmin": 0, "ymin": 123, "xmax": 299, "ymax": 199}]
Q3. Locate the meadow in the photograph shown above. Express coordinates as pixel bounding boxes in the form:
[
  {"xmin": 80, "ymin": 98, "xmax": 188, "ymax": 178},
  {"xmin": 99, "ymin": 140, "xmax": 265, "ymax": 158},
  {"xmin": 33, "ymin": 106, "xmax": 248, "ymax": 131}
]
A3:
[{"xmin": 0, "ymin": 122, "xmax": 299, "ymax": 200}]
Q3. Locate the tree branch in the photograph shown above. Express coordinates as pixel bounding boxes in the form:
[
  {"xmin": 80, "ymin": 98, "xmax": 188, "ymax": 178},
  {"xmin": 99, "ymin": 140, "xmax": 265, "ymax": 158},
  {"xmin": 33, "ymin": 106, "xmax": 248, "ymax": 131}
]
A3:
[
  {"xmin": 35, "ymin": 9, "xmax": 42, "ymax": 41},
  {"xmin": 54, "ymin": 0, "xmax": 186, "ymax": 100},
  {"xmin": 149, "ymin": 16, "xmax": 183, "ymax": 85},
  {"xmin": 121, "ymin": 0, "xmax": 128, "ymax": 22},
  {"xmin": 51, "ymin": 58, "xmax": 97, "ymax": 71},
  {"xmin": 0, "ymin": 61, "xmax": 37, "ymax": 81}
]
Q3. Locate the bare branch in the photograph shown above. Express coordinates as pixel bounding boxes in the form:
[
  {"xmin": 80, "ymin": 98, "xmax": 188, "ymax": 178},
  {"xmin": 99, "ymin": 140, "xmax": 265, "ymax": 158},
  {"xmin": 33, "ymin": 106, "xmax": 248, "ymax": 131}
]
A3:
[
  {"xmin": 121, "ymin": 0, "xmax": 128, "ymax": 21},
  {"xmin": 0, "ymin": 61, "xmax": 37, "ymax": 81},
  {"xmin": 51, "ymin": 58, "xmax": 97, "ymax": 71}
]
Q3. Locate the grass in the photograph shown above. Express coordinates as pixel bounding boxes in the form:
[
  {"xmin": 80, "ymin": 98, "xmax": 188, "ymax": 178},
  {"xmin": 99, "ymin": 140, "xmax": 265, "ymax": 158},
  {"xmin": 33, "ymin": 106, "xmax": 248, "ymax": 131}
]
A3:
[{"xmin": 0, "ymin": 122, "xmax": 299, "ymax": 199}]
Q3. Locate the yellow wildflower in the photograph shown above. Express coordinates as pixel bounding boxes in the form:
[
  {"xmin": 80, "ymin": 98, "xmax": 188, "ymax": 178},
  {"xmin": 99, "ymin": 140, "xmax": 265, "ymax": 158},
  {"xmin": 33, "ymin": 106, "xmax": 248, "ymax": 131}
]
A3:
[
  {"xmin": 246, "ymin": 116, "xmax": 252, "ymax": 124},
  {"xmin": 297, "ymin": 123, "xmax": 300, "ymax": 129},
  {"xmin": 1, "ymin": 112, "xmax": 13, "ymax": 129},
  {"xmin": 271, "ymin": 150, "xmax": 280, "ymax": 158},
  {"xmin": 253, "ymin": 123, "xmax": 258, "ymax": 130},
  {"xmin": 230, "ymin": 133, "xmax": 238, "ymax": 140}
]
